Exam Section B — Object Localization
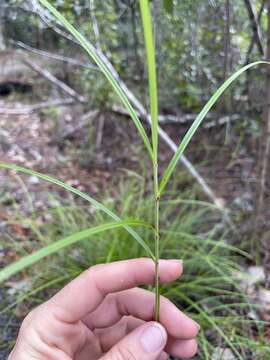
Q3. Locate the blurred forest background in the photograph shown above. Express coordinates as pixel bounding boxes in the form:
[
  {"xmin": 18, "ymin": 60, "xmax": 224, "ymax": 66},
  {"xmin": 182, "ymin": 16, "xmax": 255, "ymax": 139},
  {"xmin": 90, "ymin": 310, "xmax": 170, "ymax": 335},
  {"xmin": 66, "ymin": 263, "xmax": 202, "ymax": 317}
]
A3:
[{"xmin": 1, "ymin": 0, "xmax": 270, "ymax": 359}]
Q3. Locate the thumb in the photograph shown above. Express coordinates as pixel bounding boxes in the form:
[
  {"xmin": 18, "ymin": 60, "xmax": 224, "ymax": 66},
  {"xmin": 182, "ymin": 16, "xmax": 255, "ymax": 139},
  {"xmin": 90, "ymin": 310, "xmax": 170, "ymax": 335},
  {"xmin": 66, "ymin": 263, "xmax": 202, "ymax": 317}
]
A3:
[{"xmin": 102, "ymin": 321, "xmax": 167, "ymax": 360}]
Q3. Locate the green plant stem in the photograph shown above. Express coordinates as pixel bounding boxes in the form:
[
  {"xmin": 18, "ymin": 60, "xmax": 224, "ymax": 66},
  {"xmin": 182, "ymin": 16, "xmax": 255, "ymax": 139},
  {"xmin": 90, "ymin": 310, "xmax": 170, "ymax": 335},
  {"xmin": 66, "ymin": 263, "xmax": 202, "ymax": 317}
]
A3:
[
  {"xmin": 139, "ymin": 0, "xmax": 160, "ymax": 321},
  {"xmin": 154, "ymin": 162, "xmax": 160, "ymax": 321}
]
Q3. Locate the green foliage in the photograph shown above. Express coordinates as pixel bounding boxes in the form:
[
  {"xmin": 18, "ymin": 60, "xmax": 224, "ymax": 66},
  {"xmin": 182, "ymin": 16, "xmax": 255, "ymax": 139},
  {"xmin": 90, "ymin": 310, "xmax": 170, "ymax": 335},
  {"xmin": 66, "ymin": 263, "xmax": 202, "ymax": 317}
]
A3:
[
  {"xmin": 159, "ymin": 61, "xmax": 270, "ymax": 196},
  {"xmin": 0, "ymin": 163, "xmax": 154, "ymax": 261},
  {"xmin": 38, "ymin": 0, "xmax": 153, "ymax": 159},
  {"xmin": 163, "ymin": 0, "xmax": 174, "ymax": 15},
  {"xmin": 0, "ymin": 182, "xmax": 268, "ymax": 359},
  {"xmin": 0, "ymin": 219, "xmax": 151, "ymax": 283},
  {"xmin": 3, "ymin": 0, "xmax": 265, "ymax": 115}
]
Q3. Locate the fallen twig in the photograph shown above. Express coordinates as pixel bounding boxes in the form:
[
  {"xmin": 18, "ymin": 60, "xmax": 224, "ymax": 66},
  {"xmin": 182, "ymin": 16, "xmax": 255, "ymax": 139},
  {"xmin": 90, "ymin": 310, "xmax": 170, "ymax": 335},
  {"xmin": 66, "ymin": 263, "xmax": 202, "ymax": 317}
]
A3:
[
  {"xmin": 0, "ymin": 99, "xmax": 75, "ymax": 115},
  {"xmin": 112, "ymin": 105, "xmax": 240, "ymax": 128},
  {"xmin": 23, "ymin": 59, "xmax": 86, "ymax": 103},
  {"xmin": 15, "ymin": 41, "xmax": 98, "ymax": 71}
]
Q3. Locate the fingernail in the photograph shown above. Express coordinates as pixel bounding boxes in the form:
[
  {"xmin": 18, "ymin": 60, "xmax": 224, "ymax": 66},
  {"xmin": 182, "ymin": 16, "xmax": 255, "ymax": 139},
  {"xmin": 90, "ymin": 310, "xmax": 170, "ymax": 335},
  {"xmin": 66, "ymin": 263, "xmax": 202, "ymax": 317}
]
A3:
[
  {"xmin": 140, "ymin": 323, "xmax": 167, "ymax": 353},
  {"xmin": 167, "ymin": 259, "xmax": 183, "ymax": 270},
  {"xmin": 169, "ymin": 259, "xmax": 183, "ymax": 266}
]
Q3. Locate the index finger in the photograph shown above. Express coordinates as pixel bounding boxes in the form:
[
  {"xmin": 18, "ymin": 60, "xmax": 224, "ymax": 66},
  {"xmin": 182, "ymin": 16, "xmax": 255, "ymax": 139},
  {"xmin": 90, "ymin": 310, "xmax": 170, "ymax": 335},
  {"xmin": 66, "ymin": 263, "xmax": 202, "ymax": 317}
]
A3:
[{"xmin": 46, "ymin": 258, "xmax": 182, "ymax": 322}]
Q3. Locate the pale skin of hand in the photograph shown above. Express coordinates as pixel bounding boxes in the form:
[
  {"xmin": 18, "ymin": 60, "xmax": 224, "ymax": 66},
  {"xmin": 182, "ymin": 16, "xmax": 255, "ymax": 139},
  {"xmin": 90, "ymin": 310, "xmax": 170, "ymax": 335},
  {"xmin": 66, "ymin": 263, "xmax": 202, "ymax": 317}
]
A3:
[{"xmin": 8, "ymin": 258, "xmax": 199, "ymax": 360}]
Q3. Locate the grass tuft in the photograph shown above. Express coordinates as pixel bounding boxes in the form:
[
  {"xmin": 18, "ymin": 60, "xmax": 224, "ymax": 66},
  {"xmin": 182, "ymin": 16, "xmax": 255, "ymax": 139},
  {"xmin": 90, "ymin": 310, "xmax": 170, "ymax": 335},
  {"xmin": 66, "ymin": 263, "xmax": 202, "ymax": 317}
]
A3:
[{"xmin": 0, "ymin": 180, "xmax": 268, "ymax": 359}]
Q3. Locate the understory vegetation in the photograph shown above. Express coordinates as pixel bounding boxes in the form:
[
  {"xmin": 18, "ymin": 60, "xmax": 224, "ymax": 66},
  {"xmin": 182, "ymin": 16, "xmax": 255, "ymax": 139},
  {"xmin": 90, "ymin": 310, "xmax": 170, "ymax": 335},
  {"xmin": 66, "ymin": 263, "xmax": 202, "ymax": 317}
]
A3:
[{"xmin": 0, "ymin": 176, "xmax": 269, "ymax": 359}]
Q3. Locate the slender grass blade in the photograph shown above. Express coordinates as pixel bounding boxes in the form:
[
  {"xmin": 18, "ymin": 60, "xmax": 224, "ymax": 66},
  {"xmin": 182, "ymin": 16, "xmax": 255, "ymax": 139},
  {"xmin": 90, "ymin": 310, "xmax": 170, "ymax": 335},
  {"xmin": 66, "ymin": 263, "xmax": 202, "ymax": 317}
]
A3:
[
  {"xmin": 0, "ymin": 162, "xmax": 154, "ymax": 259},
  {"xmin": 38, "ymin": 0, "xmax": 153, "ymax": 159},
  {"xmin": 139, "ymin": 0, "xmax": 158, "ymax": 162},
  {"xmin": 139, "ymin": 0, "xmax": 160, "ymax": 322},
  {"xmin": 159, "ymin": 61, "xmax": 270, "ymax": 195},
  {"xmin": 0, "ymin": 220, "xmax": 151, "ymax": 283}
]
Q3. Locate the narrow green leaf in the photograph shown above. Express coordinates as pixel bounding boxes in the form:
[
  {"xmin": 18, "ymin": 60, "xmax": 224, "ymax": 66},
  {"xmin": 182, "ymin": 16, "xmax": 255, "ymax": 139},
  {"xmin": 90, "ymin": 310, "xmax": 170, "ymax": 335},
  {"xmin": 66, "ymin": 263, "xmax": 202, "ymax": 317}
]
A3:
[
  {"xmin": 159, "ymin": 61, "xmax": 270, "ymax": 195},
  {"xmin": 0, "ymin": 220, "xmax": 152, "ymax": 283},
  {"xmin": 179, "ymin": 293, "xmax": 243, "ymax": 360},
  {"xmin": 139, "ymin": 1, "xmax": 160, "ymax": 322},
  {"xmin": 0, "ymin": 162, "xmax": 154, "ymax": 259},
  {"xmin": 139, "ymin": 0, "xmax": 158, "ymax": 163},
  {"xmin": 38, "ymin": 0, "xmax": 153, "ymax": 159}
]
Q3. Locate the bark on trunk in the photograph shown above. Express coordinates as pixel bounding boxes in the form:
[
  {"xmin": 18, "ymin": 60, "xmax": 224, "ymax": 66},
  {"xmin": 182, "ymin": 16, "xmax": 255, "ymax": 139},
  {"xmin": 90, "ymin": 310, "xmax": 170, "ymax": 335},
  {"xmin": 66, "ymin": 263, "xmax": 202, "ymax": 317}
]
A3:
[{"xmin": 258, "ymin": 0, "xmax": 270, "ymax": 288}]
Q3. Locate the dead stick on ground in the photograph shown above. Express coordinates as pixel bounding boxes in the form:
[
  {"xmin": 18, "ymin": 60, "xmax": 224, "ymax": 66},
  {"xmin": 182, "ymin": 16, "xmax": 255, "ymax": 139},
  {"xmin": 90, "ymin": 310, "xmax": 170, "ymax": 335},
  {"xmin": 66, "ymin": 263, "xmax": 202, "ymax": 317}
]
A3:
[
  {"xmin": 0, "ymin": 99, "xmax": 76, "ymax": 115},
  {"xmin": 23, "ymin": 59, "xmax": 86, "ymax": 103},
  {"xmin": 112, "ymin": 105, "xmax": 240, "ymax": 128}
]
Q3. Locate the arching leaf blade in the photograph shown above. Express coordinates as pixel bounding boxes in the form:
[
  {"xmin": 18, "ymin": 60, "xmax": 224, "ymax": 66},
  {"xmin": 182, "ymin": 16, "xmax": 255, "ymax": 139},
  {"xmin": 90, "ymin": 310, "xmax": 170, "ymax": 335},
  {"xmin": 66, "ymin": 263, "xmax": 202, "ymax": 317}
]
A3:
[
  {"xmin": 0, "ymin": 220, "xmax": 152, "ymax": 283},
  {"xmin": 38, "ymin": 0, "xmax": 153, "ymax": 159},
  {"xmin": 159, "ymin": 61, "xmax": 270, "ymax": 195},
  {"xmin": 0, "ymin": 162, "xmax": 154, "ymax": 260}
]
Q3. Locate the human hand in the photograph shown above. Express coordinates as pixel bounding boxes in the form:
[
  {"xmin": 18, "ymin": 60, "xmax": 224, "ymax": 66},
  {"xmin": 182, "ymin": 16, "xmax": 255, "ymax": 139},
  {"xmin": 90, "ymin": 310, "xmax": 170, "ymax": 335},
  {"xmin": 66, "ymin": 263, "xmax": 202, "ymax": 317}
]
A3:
[{"xmin": 8, "ymin": 258, "xmax": 199, "ymax": 360}]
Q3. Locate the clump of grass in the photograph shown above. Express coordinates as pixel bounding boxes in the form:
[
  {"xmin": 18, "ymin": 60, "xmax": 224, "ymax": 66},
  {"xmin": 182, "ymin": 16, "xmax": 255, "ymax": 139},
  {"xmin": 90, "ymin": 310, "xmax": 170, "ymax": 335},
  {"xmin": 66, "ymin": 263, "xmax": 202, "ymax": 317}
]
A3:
[{"xmin": 0, "ymin": 179, "xmax": 269, "ymax": 359}]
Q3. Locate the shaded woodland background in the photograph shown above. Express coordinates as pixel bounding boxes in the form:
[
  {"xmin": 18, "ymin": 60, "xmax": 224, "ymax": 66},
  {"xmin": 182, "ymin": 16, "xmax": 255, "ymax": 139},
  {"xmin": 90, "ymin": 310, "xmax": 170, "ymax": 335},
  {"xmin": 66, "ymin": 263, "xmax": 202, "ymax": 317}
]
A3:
[{"xmin": 1, "ymin": 0, "xmax": 270, "ymax": 359}]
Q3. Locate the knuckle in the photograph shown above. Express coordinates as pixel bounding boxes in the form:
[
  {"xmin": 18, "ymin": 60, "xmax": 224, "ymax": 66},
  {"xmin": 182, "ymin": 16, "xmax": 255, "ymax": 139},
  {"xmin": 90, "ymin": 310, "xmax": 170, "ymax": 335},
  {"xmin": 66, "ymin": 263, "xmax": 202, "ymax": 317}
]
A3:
[
  {"xmin": 19, "ymin": 304, "xmax": 51, "ymax": 339},
  {"xmin": 87, "ymin": 262, "xmax": 104, "ymax": 274},
  {"xmin": 16, "ymin": 310, "xmax": 40, "ymax": 349},
  {"xmin": 85, "ymin": 266, "xmax": 98, "ymax": 283},
  {"xmin": 20, "ymin": 308, "xmax": 38, "ymax": 332}
]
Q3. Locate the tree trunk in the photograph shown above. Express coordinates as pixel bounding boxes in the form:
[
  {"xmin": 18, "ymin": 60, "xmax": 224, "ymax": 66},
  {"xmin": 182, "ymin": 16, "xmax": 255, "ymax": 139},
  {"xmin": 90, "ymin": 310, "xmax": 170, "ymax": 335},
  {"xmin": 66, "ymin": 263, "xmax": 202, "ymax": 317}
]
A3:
[
  {"xmin": 223, "ymin": 0, "xmax": 230, "ymax": 81},
  {"xmin": 257, "ymin": 0, "xmax": 270, "ymax": 288}
]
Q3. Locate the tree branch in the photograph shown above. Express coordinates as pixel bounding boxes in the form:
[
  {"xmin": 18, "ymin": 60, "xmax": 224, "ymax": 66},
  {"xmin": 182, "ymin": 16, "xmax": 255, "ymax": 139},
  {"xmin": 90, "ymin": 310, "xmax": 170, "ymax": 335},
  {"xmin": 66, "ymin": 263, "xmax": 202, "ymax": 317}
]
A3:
[
  {"xmin": 244, "ymin": 0, "xmax": 265, "ymax": 56},
  {"xmin": 14, "ymin": 41, "xmax": 99, "ymax": 71},
  {"xmin": 245, "ymin": 0, "xmax": 266, "ymax": 63}
]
